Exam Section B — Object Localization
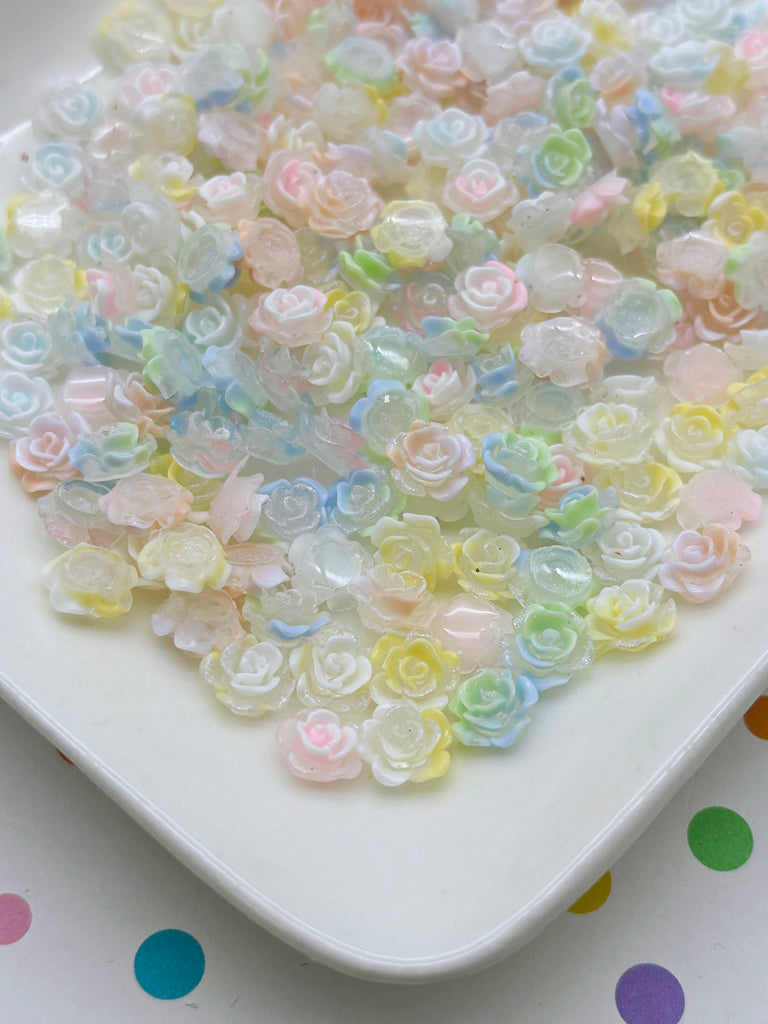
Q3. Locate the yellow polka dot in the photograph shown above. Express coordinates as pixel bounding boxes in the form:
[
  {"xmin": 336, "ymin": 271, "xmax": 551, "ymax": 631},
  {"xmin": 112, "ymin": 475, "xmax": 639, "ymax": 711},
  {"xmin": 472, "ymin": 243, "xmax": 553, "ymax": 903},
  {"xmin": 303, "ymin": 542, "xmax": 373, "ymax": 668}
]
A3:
[{"xmin": 567, "ymin": 871, "xmax": 612, "ymax": 914}]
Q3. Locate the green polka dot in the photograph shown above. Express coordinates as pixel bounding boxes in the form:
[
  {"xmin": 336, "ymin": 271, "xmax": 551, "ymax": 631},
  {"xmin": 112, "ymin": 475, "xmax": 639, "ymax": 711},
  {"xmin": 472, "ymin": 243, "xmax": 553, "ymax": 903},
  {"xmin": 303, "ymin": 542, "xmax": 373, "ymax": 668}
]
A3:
[{"xmin": 687, "ymin": 806, "xmax": 753, "ymax": 871}]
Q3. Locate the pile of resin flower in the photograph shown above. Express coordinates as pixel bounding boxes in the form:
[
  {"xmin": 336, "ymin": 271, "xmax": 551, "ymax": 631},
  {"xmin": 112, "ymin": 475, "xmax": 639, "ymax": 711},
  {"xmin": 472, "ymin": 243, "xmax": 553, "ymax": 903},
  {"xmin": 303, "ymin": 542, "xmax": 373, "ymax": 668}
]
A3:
[{"xmin": 2, "ymin": 0, "xmax": 768, "ymax": 787}]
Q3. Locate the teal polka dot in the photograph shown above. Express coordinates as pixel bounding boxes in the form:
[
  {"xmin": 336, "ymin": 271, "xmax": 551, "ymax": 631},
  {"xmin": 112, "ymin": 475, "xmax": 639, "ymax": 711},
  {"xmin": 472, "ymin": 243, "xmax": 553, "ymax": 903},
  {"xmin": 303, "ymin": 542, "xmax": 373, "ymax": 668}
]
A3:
[{"xmin": 134, "ymin": 929, "xmax": 205, "ymax": 1000}]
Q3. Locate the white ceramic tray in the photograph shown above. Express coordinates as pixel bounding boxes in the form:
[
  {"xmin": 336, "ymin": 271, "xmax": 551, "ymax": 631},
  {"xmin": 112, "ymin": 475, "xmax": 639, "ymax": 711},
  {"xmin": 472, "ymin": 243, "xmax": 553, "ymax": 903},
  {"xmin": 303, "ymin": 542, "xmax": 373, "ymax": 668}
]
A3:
[{"xmin": 1, "ymin": 0, "xmax": 768, "ymax": 984}]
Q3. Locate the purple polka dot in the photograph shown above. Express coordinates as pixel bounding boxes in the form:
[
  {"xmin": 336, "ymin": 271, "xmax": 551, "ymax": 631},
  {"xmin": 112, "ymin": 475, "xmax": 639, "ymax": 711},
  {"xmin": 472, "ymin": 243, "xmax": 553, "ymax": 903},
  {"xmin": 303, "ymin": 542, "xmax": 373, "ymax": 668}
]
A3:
[
  {"xmin": 615, "ymin": 963, "xmax": 685, "ymax": 1024},
  {"xmin": 0, "ymin": 894, "xmax": 32, "ymax": 945}
]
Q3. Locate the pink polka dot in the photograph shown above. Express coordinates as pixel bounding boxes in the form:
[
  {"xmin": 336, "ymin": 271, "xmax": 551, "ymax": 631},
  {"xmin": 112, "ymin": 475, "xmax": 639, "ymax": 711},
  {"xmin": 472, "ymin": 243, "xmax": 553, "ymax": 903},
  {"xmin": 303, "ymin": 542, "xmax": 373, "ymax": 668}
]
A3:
[{"xmin": 0, "ymin": 894, "xmax": 32, "ymax": 944}]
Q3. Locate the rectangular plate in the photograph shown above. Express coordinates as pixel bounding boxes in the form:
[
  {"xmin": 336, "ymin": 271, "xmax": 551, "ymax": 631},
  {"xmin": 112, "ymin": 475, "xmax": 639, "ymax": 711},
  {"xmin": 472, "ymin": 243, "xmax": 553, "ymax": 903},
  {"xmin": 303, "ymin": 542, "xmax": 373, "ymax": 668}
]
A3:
[{"xmin": 2, "ymin": 0, "xmax": 768, "ymax": 983}]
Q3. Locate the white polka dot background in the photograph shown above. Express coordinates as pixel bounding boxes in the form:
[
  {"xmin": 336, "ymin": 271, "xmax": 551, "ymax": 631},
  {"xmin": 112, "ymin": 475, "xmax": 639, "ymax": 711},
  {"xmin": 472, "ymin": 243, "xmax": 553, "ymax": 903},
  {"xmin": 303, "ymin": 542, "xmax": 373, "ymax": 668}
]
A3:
[{"xmin": 1, "ymin": 695, "xmax": 766, "ymax": 1021}]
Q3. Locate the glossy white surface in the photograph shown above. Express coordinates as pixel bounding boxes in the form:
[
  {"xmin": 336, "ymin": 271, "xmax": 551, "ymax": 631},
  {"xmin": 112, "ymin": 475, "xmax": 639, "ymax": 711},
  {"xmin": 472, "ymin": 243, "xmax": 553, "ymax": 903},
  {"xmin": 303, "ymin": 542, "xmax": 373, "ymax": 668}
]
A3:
[{"xmin": 1, "ymin": 0, "xmax": 767, "ymax": 983}]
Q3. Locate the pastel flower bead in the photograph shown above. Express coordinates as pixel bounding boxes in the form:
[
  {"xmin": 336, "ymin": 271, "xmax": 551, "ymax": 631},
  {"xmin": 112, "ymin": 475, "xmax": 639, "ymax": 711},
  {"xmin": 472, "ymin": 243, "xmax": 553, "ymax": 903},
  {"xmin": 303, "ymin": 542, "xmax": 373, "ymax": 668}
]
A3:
[
  {"xmin": 412, "ymin": 360, "xmax": 476, "ymax": 422},
  {"xmin": 326, "ymin": 466, "xmax": 406, "ymax": 537},
  {"xmin": 654, "ymin": 404, "xmax": 726, "ymax": 476},
  {"xmin": 413, "ymin": 109, "xmax": 487, "ymax": 170},
  {"xmin": 452, "ymin": 528, "xmax": 520, "ymax": 601},
  {"xmin": 358, "ymin": 701, "xmax": 452, "ymax": 787},
  {"xmin": 726, "ymin": 425, "xmax": 768, "ymax": 490},
  {"xmin": 508, "ymin": 602, "xmax": 593, "ymax": 689},
  {"xmin": 311, "ymin": 82, "xmax": 381, "ymax": 144},
  {"xmin": 519, "ymin": 317, "xmax": 605, "ymax": 388},
  {"xmin": 37, "ymin": 480, "xmax": 121, "ymax": 549},
  {"xmin": 448, "ymin": 669, "xmax": 538, "ymax": 749},
  {"xmin": 520, "ymin": 13, "xmax": 590, "ymax": 72},
  {"xmin": 276, "ymin": 710, "xmax": 362, "ymax": 783},
  {"xmin": 300, "ymin": 321, "xmax": 366, "ymax": 405},
  {"xmin": 442, "ymin": 159, "xmax": 519, "ymax": 224},
  {"xmin": 537, "ymin": 444, "xmax": 590, "ymax": 508},
  {"xmin": 594, "ymin": 463, "xmax": 682, "ymax": 524},
  {"xmin": 516, "ymin": 244, "xmax": 586, "ymax": 314},
  {"xmin": 0, "ymin": 371, "xmax": 54, "ymax": 439},
  {"xmin": 140, "ymin": 328, "xmax": 205, "ymax": 406},
  {"xmin": 177, "ymin": 223, "xmax": 243, "ymax": 301},
  {"xmin": 349, "ymin": 380, "xmax": 429, "ymax": 457},
  {"xmin": 658, "ymin": 525, "xmax": 748, "ymax": 603},
  {"xmin": 290, "ymin": 631, "xmax": 372, "ymax": 713},
  {"xmin": 527, "ymin": 128, "xmax": 592, "ymax": 194},
  {"xmin": 583, "ymin": 515, "xmax": 666, "ymax": 584},
  {"xmin": 562, "ymin": 402, "xmax": 653, "ymax": 469},
  {"xmin": 512, "ymin": 545, "xmax": 593, "ymax": 607},
  {"xmin": 260, "ymin": 478, "xmax": 327, "ymax": 541},
  {"xmin": 201, "ymin": 635, "xmax": 293, "ymax": 716},
  {"xmin": 725, "ymin": 235, "xmax": 768, "ymax": 312},
  {"xmin": 98, "ymin": 473, "xmax": 193, "ymax": 530},
  {"xmin": 35, "ymin": 79, "xmax": 102, "ymax": 141},
  {"xmin": 68, "ymin": 423, "xmax": 157, "ymax": 482},
  {"xmin": 196, "ymin": 172, "xmax": 262, "ymax": 226},
  {"xmin": 43, "ymin": 544, "xmax": 139, "ymax": 618},
  {"xmin": 248, "ymin": 285, "xmax": 333, "ymax": 348},
  {"xmin": 306, "ymin": 171, "xmax": 383, "ymax": 240},
  {"xmin": 137, "ymin": 523, "xmax": 230, "ymax": 592},
  {"xmin": 396, "ymin": 36, "xmax": 463, "ymax": 100},
  {"xmin": 571, "ymin": 172, "xmax": 628, "ymax": 230},
  {"xmin": 347, "ymin": 564, "xmax": 437, "ymax": 635},
  {"xmin": 386, "ymin": 421, "xmax": 475, "ymax": 501},
  {"xmin": 256, "ymin": 588, "xmax": 331, "ymax": 642},
  {"xmin": 223, "ymin": 542, "xmax": 291, "ymax": 597},
  {"xmin": 663, "ymin": 345, "xmax": 741, "ymax": 406},
  {"xmin": 596, "ymin": 278, "xmax": 682, "ymax": 360},
  {"xmin": 289, "ymin": 527, "xmax": 372, "ymax": 601},
  {"xmin": 676, "ymin": 470, "xmax": 761, "ymax": 532},
  {"xmin": 540, "ymin": 484, "xmax": 620, "ymax": 547},
  {"xmin": 448, "ymin": 261, "xmax": 528, "ymax": 332},
  {"xmin": 237, "ymin": 217, "xmax": 302, "ymax": 290},
  {"xmin": 10, "ymin": 412, "xmax": 86, "ymax": 494},
  {"xmin": 723, "ymin": 368, "xmax": 768, "ymax": 432},
  {"xmin": 585, "ymin": 580, "xmax": 677, "ymax": 658},
  {"xmin": 151, "ymin": 589, "xmax": 244, "ymax": 656},
  {"xmin": 206, "ymin": 465, "xmax": 266, "ymax": 545},
  {"xmin": 370, "ymin": 200, "xmax": 452, "ymax": 269},
  {"xmin": 656, "ymin": 233, "xmax": 729, "ymax": 300},
  {"xmin": 371, "ymin": 513, "xmax": 454, "ymax": 591},
  {"xmin": 472, "ymin": 345, "xmax": 520, "ymax": 404},
  {"xmin": 482, "ymin": 429, "xmax": 558, "ymax": 509}
]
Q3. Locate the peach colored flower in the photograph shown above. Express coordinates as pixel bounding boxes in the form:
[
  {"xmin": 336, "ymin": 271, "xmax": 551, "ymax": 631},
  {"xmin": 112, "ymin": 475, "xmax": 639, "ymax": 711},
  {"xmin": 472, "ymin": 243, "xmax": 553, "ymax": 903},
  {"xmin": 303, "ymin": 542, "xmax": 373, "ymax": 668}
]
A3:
[
  {"xmin": 691, "ymin": 283, "xmax": 765, "ymax": 343},
  {"xmin": 396, "ymin": 37, "xmax": 465, "ymax": 101},
  {"xmin": 10, "ymin": 412, "xmax": 85, "ymax": 494},
  {"xmin": 386, "ymin": 420, "xmax": 475, "ymax": 500},
  {"xmin": 571, "ymin": 172, "xmax": 628, "ymax": 231},
  {"xmin": 98, "ymin": 473, "xmax": 193, "ymax": 530},
  {"xmin": 658, "ymin": 524, "xmax": 749, "ymax": 603},
  {"xmin": 237, "ymin": 217, "xmax": 303, "ymax": 290},
  {"xmin": 206, "ymin": 463, "xmax": 267, "ymax": 545},
  {"xmin": 537, "ymin": 444, "xmax": 592, "ymax": 508},
  {"xmin": 248, "ymin": 285, "xmax": 332, "ymax": 347},
  {"xmin": 306, "ymin": 171, "xmax": 383, "ymax": 239},
  {"xmin": 107, "ymin": 371, "xmax": 174, "ymax": 436}
]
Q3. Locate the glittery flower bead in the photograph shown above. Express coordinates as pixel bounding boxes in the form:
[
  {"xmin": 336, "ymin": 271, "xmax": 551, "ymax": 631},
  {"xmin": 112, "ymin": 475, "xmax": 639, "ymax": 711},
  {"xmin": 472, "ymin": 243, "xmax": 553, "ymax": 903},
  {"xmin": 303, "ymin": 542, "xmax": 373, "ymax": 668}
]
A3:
[
  {"xmin": 201, "ymin": 635, "xmax": 293, "ymax": 716},
  {"xmin": 657, "ymin": 525, "xmax": 749, "ymax": 603},
  {"xmin": 519, "ymin": 317, "xmax": 605, "ymax": 387},
  {"xmin": 137, "ymin": 523, "xmax": 230, "ymax": 592},
  {"xmin": 448, "ymin": 261, "xmax": 528, "ymax": 332},
  {"xmin": 371, "ymin": 513, "xmax": 454, "ymax": 590},
  {"xmin": 248, "ymin": 285, "xmax": 333, "ymax": 348},
  {"xmin": 68, "ymin": 423, "xmax": 157, "ymax": 482},
  {"xmin": 515, "ymin": 244, "xmax": 586, "ymax": 314},
  {"xmin": 596, "ymin": 278, "xmax": 682, "ymax": 360},
  {"xmin": 386, "ymin": 421, "xmax": 475, "ymax": 501},
  {"xmin": 98, "ymin": 473, "xmax": 193, "ymax": 530},
  {"xmin": 448, "ymin": 669, "xmax": 538, "ymax": 749},
  {"xmin": 167, "ymin": 412, "xmax": 243, "ymax": 479},
  {"xmin": 237, "ymin": 217, "xmax": 302, "ymax": 290},
  {"xmin": 452, "ymin": 528, "xmax": 520, "ymax": 602},
  {"xmin": 507, "ymin": 602, "xmax": 593, "ymax": 689},
  {"xmin": 512, "ymin": 545, "xmax": 593, "ymax": 607},
  {"xmin": 540, "ymin": 485, "xmax": 620, "ymax": 547},
  {"xmin": 585, "ymin": 580, "xmax": 677, "ymax": 658},
  {"xmin": 276, "ymin": 710, "xmax": 362, "ymax": 783},
  {"xmin": 370, "ymin": 200, "xmax": 452, "ymax": 269},
  {"xmin": 43, "ymin": 544, "xmax": 139, "ymax": 618},
  {"xmin": 306, "ymin": 170, "xmax": 383, "ymax": 240},
  {"xmin": 260, "ymin": 478, "xmax": 327, "ymax": 541},
  {"xmin": 326, "ymin": 466, "xmax": 406, "ymax": 537},
  {"xmin": 347, "ymin": 564, "xmax": 437, "ymax": 636},
  {"xmin": 290, "ymin": 631, "xmax": 372, "ymax": 713},
  {"xmin": 358, "ymin": 701, "xmax": 451, "ymax": 787},
  {"xmin": 656, "ymin": 233, "xmax": 729, "ymax": 300},
  {"xmin": 349, "ymin": 379, "xmax": 429, "ymax": 457}
]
